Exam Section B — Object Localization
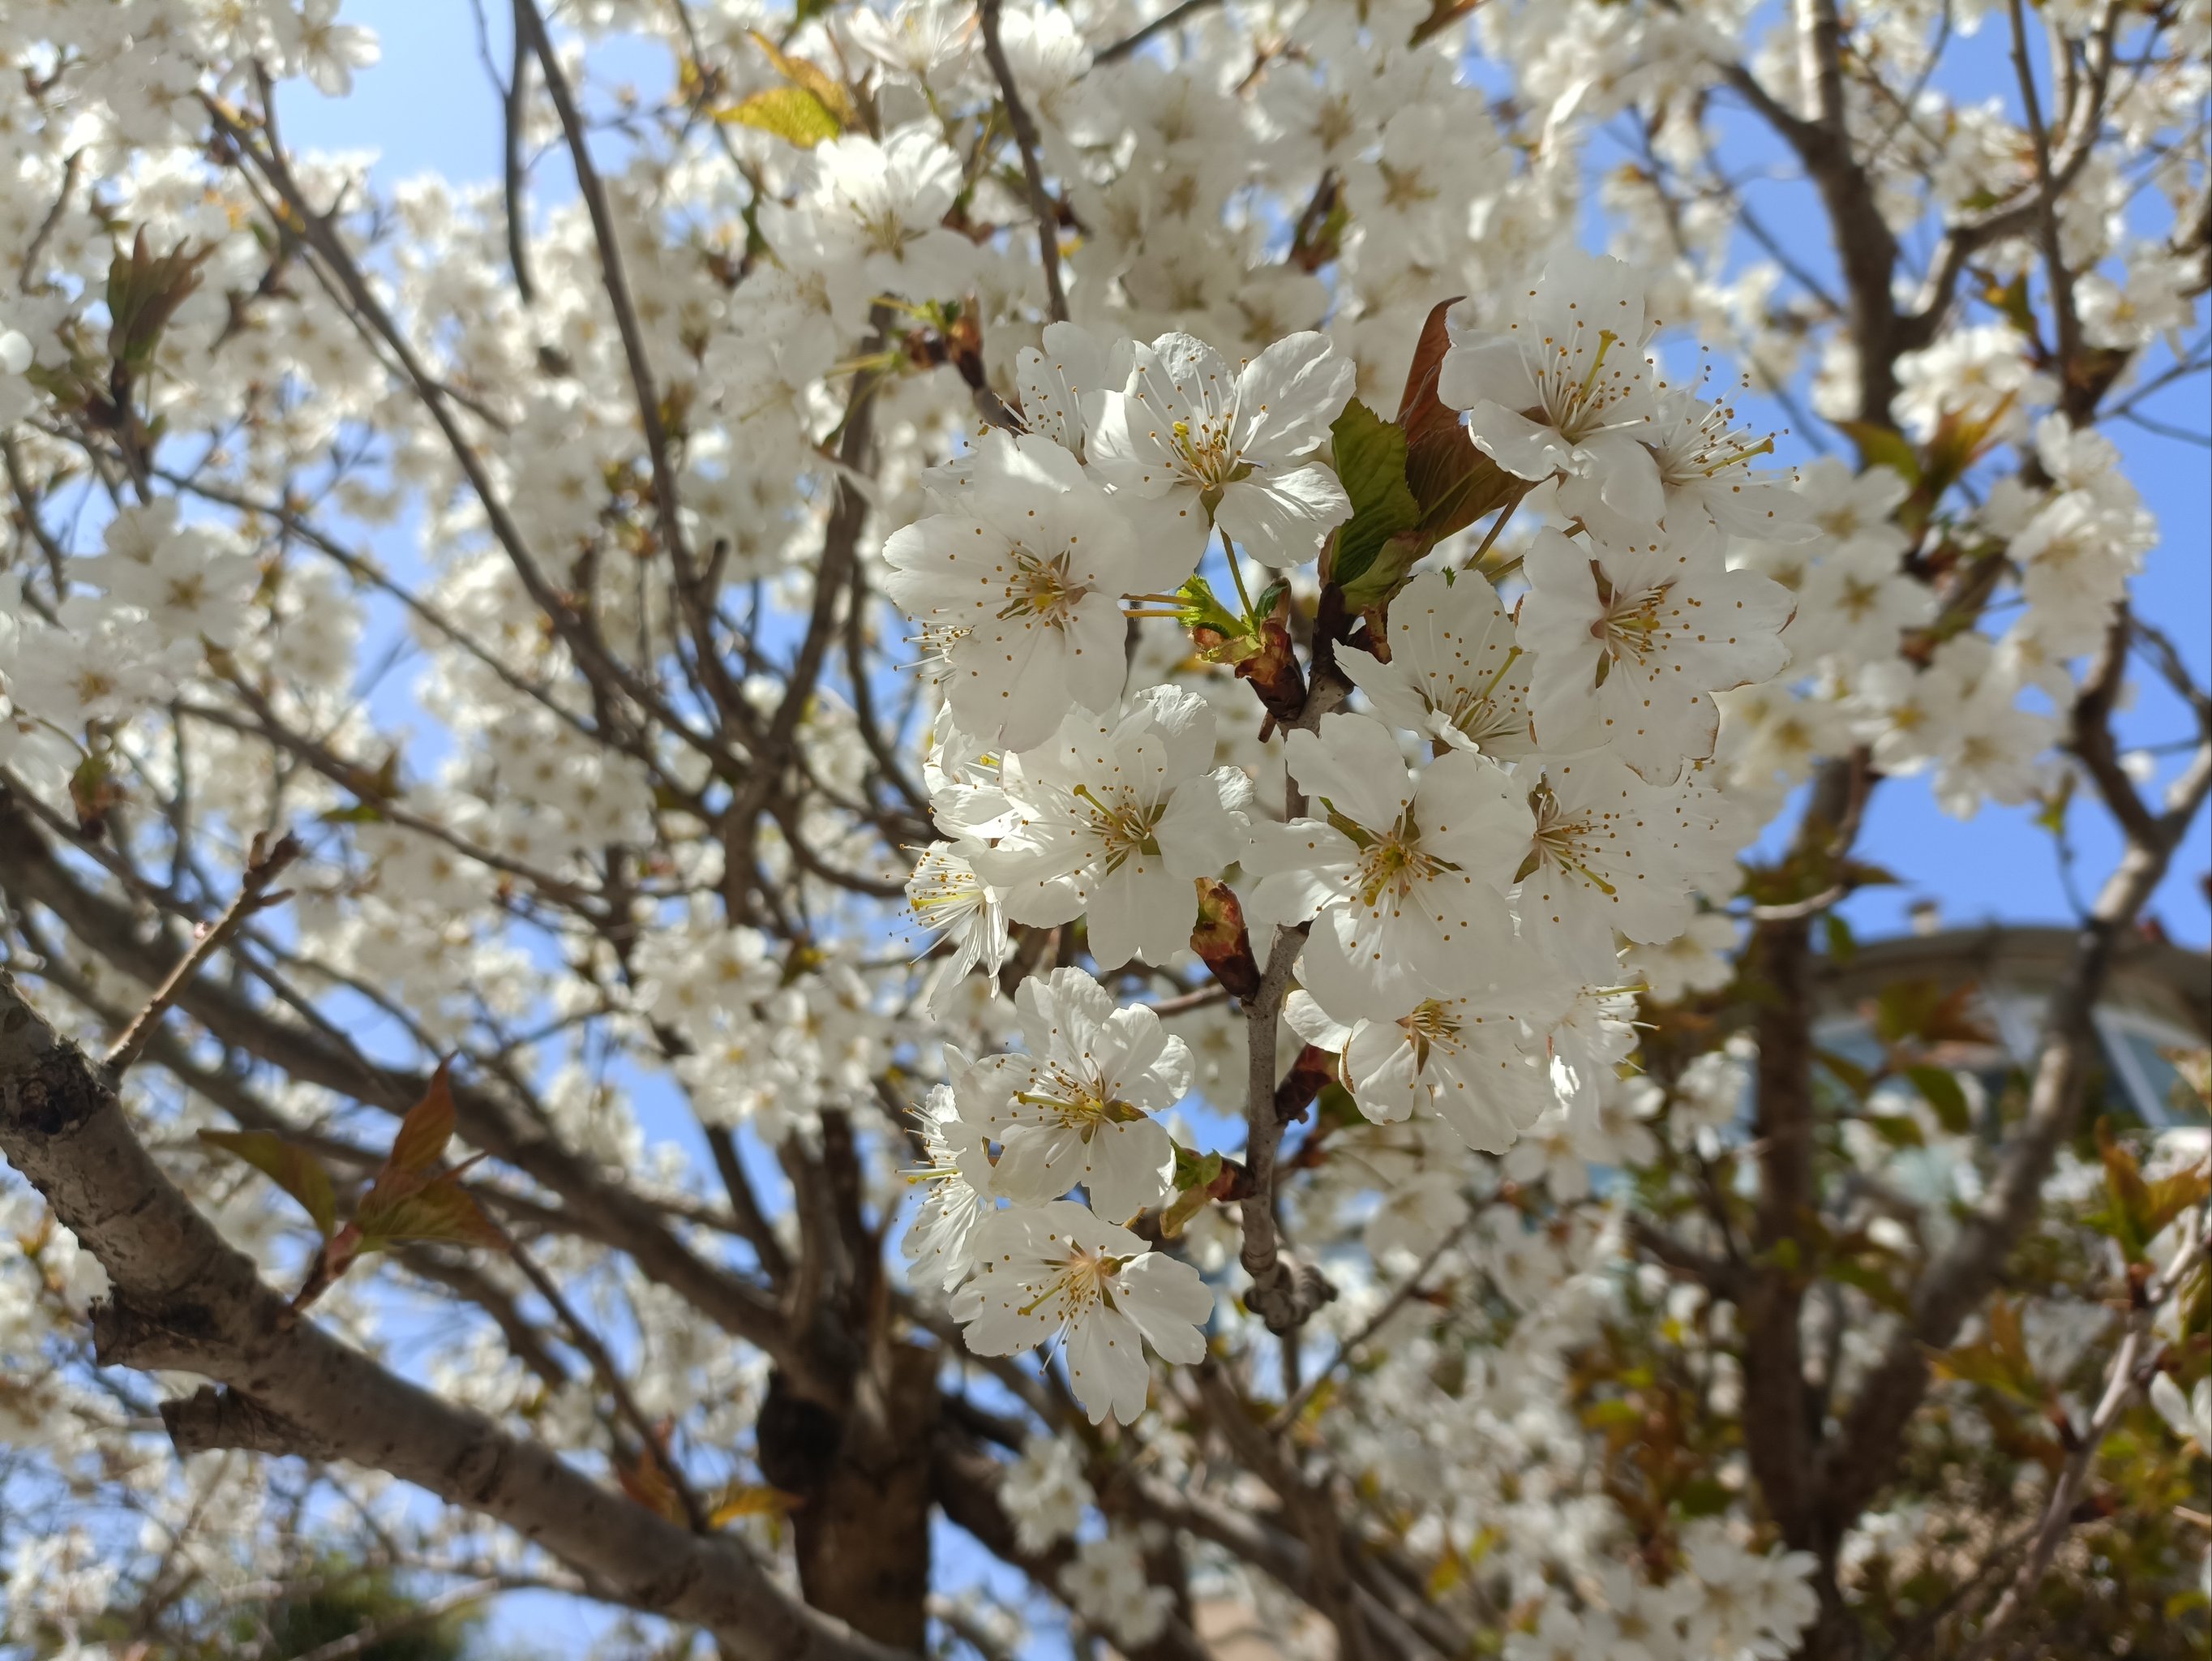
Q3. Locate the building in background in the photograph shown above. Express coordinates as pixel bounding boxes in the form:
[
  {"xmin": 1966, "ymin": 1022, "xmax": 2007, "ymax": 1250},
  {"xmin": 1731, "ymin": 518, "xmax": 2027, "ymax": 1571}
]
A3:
[{"xmin": 1813, "ymin": 923, "xmax": 2210, "ymax": 1127}]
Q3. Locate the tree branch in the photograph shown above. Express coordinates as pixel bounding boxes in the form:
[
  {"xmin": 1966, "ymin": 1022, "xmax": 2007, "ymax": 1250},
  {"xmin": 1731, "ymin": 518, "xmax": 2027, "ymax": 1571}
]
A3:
[
  {"xmin": 103, "ymin": 830, "xmax": 299, "ymax": 1080},
  {"xmin": 1093, "ymin": 0, "xmax": 1223, "ymax": 67},
  {"xmin": 0, "ymin": 970, "xmax": 903, "ymax": 1661},
  {"xmin": 979, "ymin": 0, "xmax": 1067, "ymax": 324},
  {"xmin": 1960, "ymin": 1209, "xmax": 2211, "ymax": 1659},
  {"xmin": 1818, "ymin": 717, "xmax": 2212, "ymax": 1531},
  {"xmin": 1236, "ymin": 925, "xmax": 1334, "ymax": 1333}
]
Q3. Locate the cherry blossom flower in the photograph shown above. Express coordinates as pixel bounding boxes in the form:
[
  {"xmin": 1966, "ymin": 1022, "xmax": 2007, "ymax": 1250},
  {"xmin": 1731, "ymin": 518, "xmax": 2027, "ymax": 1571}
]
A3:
[
  {"xmin": 963, "ymin": 969, "xmax": 1192, "ymax": 1221},
  {"xmin": 1088, "ymin": 329, "xmax": 1357, "ymax": 566},
  {"xmin": 1288, "ymin": 959, "xmax": 1568, "ymax": 1153},
  {"xmin": 951, "ymin": 1201, "xmax": 1212, "ymax": 1424},
  {"xmin": 999, "ymin": 1435, "xmax": 1094, "ymax": 1552},
  {"xmin": 906, "ymin": 840, "xmax": 1010, "ymax": 1013},
  {"xmin": 1061, "ymin": 1531, "xmax": 1175, "ymax": 1648},
  {"xmin": 1437, "ymin": 249, "xmax": 1662, "ymax": 521},
  {"xmin": 974, "ymin": 687, "xmax": 1253, "ymax": 969},
  {"xmin": 1245, "ymin": 712, "xmax": 1531, "ymax": 1018},
  {"xmin": 1581, "ymin": 384, "xmax": 1811, "ymax": 543},
  {"xmin": 902, "ymin": 1084, "xmax": 994, "ymax": 1291},
  {"xmin": 1517, "ymin": 521, "xmax": 1795, "ymax": 782},
  {"xmin": 1511, "ymin": 751, "xmax": 1721, "ymax": 984},
  {"xmin": 1338, "ymin": 569, "xmax": 1534, "ymax": 759},
  {"xmin": 883, "ymin": 432, "xmax": 1171, "ymax": 749}
]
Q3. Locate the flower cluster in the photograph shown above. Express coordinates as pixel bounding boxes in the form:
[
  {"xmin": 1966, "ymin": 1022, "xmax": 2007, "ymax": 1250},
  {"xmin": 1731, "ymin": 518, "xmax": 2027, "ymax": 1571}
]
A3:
[
  {"xmin": 0, "ymin": 0, "xmax": 2200, "ymax": 1655},
  {"xmin": 894, "ymin": 254, "xmax": 1807, "ymax": 1421}
]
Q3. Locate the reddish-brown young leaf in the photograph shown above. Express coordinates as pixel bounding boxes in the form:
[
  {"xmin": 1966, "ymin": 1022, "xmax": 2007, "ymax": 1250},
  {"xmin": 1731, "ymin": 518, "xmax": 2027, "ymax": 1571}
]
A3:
[
  {"xmin": 388, "ymin": 1060, "xmax": 458, "ymax": 1174},
  {"xmin": 1391, "ymin": 297, "xmax": 1529, "ymax": 545},
  {"xmin": 359, "ymin": 1168, "xmax": 504, "ymax": 1251},
  {"xmin": 616, "ymin": 1439, "xmax": 690, "ymax": 1525},
  {"xmin": 1190, "ymin": 878, "xmax": 1262, "ymax": 1002}
]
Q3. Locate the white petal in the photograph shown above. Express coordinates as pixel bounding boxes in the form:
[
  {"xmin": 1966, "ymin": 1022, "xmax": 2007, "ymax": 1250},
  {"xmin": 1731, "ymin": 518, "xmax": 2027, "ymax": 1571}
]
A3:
[{"xmin": 1215, "ymin": 465, "xmax": 1352, "ymax": 568}]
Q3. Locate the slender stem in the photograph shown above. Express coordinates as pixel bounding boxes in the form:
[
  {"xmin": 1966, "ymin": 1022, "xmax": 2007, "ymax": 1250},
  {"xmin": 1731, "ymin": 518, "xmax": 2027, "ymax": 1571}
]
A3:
[
  {"xmin": 104, "ymin": 831, "xmax": 302, "ymax": 1080},
  {"xmin": 1093, "ymin": 0, "xmax": 1223, "ymax": 66},
  {"xmin": 978, "ymin": 0, "xmax": 1067, "ymax": 324},
  {"xmin": 502, "ymin": 1228, "xmax": 711, "ymax": 1533},
  {"xmin": 1464, "ymin": 494, "xmax": 1522, "ymax": 572},
  {"xmin": 1271, "ymin": 1215, "xmax": 1473, "ymax": 1431},
  {"xmin": 1960, "ymin": 1212, "xmax": 2211, "ymax": 1660},
  {"xmin": 1220, "ymin": 526, "xmax": 1258, "ymax": 619}
]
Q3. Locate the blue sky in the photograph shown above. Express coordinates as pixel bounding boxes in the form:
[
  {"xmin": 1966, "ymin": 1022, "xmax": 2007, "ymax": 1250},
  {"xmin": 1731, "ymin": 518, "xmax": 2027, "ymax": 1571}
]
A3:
[
  {"xmin": 259, "ymin": 2, "xmax": 2209, "ymax": 1650},
  {"xmin": 279, "ymin": 2, "xmax": 2210, "ymax": 954}
]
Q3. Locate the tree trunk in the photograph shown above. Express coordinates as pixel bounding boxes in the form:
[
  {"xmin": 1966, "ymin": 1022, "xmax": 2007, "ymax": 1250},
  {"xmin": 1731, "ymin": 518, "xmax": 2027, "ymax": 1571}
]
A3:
[{"xmin": 761, "ymin": 1342, "xmax": 939, "ymax": 1648}]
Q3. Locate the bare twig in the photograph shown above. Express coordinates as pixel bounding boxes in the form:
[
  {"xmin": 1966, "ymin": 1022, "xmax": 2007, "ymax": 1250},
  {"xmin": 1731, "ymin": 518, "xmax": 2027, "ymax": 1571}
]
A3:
[
  {"xmin": 103, "ymin": 830, "xmax": 301, "ymax": 1079},
  {"xmin": 1093, "ymin": 0, "xmax": 1223, "ymax": 67},
  {"xmin": 19, "ymin": 147, "xmax": 82, "ymax": 291},
  {"xmin": 504, "ymin": 0, "xmax": 537, "ymax": 303},
  {"xmin": 1272, "ymin": 1215, "xmax": 1473, "ymax": 1431},
  {"xmin": 979, "ymin": 0, "xmax": 1067, "ymax": 324},
  {"xmin": 1237, "ymin": 924, "xmax": 1335, "ymax": 1333},
  {"xmin": 1960, "ymin": 1209, "xmax": 2212, "ymax": 1659}
]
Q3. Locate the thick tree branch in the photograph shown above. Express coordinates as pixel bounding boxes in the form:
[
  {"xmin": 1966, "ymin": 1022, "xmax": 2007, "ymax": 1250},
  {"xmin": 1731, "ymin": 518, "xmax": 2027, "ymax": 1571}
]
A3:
[
  {"xmin": 0, "ymin": 796, "xmax": 811, "ymax": 1384},
  {"xmin": 0, "ymin": 970, "xmax": 902, "ymax": 1661}
]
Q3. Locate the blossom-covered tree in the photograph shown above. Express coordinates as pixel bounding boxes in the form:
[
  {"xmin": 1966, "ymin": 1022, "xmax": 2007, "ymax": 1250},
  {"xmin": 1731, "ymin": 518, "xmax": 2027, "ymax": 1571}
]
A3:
[{"xmin": 0, "ymin": 3, "xmax": 2206, "ymax": 1660}]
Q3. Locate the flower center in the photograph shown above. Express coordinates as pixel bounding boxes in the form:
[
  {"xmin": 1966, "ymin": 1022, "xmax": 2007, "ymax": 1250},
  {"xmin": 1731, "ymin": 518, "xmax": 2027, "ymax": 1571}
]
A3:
[
  {"xmin": 1168, "ymin": 415, "xmax": 1242, "ymax": 491},
  {"xmin": 1435, "ymin": 650, "xmax": 1525, "ymax": 745},
  {"xmin": 1000, "ymin": 547, "xmax": 1088, "ymax": 624},
  {"xmin": 1522, "ymin": 324, "xmax": 1645, "ymax": 444},
  {"xmin": 1585, "ymin": 563, "xmax": 1671, "ymax": 677},
  {"xmin": 1352, "ymin": 818, "xmax": 1449, "ymax": 906},
  {"xmin": 1657, "ymin": 398, "xmax": 1777, "ymax": 483},
  {"xmin": 1398, "ymin": 998, "xmax": 1465, "ymax": 1070},
  {"xmin": 1071, "ymin": 783, "xmax": 1164, "ymax": 870},
  {"xmin": 1021, "ymin": 1243, "xmax": 1122, "ymax": 1317},
  {"xmin": 1017, "ymin": 1064, "xmax": 1148, "ymax": 1139},
  {"xmin": 1523, "ymin": 784, "xmax": 1618, "ymax": 895}
]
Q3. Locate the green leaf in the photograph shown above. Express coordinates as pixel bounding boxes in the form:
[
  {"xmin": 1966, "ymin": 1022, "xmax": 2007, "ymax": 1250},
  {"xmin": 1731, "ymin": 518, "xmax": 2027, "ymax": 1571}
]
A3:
[
  {"xmin": 1905, "ymin": 1064, "xmax": 1973, "ymax": 1135},
  {"xmin": 1867, "ymin": 1113, "xmax": 1926, "ymax": 1149},
  {"xmin": 1815, "ymin": 1046, "xmax": 1876, "ymax": 1100},
  {"xmin": 2142, "ymin": 1160, "xmax": 2212, "ymax": 1244},
  {"xmin": 1875, "ymin": 979, "xmax": 1993, "ymax": 1048},
  {"xmin": 1324, "ymin": 399, "xmax": 1421, "ymax": 592},
  {"xmin": 746, "ymin": 29, "xmax": 859, "ymax": 129},
  {"xmin": 105, "ymin": 231, "xmax": 209, "ymax": 371},
  {"xmin": 718, "ymin": 86, "xmax": 842, "ymax": 148},
  {"xmin": 1675, "ymin": 1478, "xmax": 1732, "ymax": 1518},
  {"xmin": 2088, "ymin": 1118, "xmax": 2208, "ymax": 1263},
  {"xmin": 1581, "ymin": 1398, "xmax": 1642, "ymax": 1431},
  {"xmin": 2034, "ymin": 769, "xmax": 2074, "ymax": 836},
  {"xmin": 1931, "ymin": 1298, "xmax": 2038, "ymax": 1402},
  {"xmin": 1827, "ymin": 1255, "xmax": 1911, "ymax": 1315},
  {"xmin": 199, "ymin": 1129, "xmax": 337, "ymax": 1238},
  {"xmin": 1834, "ymin": 420, "xmax": 1921, "ymax": 487},
  {"xmin": 1172, "ymin": 1143, "xmax": 1223, "ymax": 1192},
  {"xmin": 1821, "ymin": 912, "xmax": 1857, "ymax": 965}
]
